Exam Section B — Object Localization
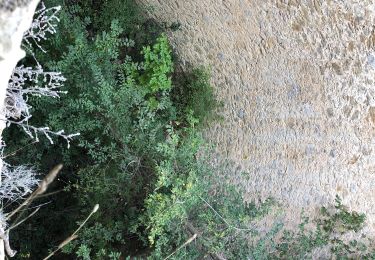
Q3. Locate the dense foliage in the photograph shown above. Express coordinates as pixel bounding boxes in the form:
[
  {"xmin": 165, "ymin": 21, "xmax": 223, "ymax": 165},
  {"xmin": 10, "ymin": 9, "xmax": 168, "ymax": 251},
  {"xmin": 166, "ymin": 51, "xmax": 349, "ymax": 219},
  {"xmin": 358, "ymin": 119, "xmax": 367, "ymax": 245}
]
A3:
[
  {"xmin": 5, "ymin": 0, "xmax": 219, "ymax": 258},
  {"xmin": 5, "ymin": 0, "xmax": 375, "ymax": 259}
]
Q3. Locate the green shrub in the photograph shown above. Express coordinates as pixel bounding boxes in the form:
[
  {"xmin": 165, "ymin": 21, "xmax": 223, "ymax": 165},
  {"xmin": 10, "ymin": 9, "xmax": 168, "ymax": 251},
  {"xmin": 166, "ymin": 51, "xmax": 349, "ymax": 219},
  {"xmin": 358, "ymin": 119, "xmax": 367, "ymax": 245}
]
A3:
[
  {"xmin": 172, "ymin": 66, "xmax": 220, "ymax": 127},
  {"xmin": 150, "ymin": 191, "xmax": 372, "ymax": 260},
  {"xmin": 7, "ymin": 1, "xmax": 375, "ymax": 260},
  {"xmin": 6, "ymin": 0, "xmax": 218, "ymax": 258}
]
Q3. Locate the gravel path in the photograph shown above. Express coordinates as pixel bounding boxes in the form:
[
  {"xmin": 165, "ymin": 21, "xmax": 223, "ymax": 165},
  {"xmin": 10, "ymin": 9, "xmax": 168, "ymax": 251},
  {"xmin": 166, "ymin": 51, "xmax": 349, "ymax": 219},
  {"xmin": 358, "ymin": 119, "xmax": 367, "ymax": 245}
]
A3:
[{"xmin": 139, "ymin": 0, "xmax": 375, "ymax": 233}]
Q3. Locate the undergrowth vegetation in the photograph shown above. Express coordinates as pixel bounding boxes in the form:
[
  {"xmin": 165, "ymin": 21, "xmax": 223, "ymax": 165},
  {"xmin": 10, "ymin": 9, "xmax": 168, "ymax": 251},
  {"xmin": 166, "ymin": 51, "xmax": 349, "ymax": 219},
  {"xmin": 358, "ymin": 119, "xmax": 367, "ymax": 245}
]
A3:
[{"xmin": 4, "ymin": 0, "xmax": 375, "ymax": 259}]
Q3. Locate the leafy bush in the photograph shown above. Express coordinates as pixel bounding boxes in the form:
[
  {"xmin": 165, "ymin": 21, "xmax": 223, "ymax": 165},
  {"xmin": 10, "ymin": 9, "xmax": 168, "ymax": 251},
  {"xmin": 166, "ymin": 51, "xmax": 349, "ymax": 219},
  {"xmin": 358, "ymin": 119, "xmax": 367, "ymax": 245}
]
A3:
[
  {"xmin": 6, "ymin": 1, "xmax": 375, "ymax": 260},
  {"xmin": 172, "ymin": 66, "xmax": 220, "ymax": 126},
  {"xmin": 6, "ymin": 0, "xmax": 218, "ymax": 258},
  {"xmin": 148, "ymin": 190, "xmax": 372, "ymax": 260}
]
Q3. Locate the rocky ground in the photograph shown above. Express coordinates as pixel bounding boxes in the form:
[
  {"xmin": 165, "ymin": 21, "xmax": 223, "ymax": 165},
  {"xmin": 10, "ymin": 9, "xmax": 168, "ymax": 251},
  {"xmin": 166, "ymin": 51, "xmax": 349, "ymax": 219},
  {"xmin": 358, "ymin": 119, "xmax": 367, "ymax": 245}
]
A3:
[{"xmin": 139, "ymin": 0, "xmax": 375, "ymax": 233}]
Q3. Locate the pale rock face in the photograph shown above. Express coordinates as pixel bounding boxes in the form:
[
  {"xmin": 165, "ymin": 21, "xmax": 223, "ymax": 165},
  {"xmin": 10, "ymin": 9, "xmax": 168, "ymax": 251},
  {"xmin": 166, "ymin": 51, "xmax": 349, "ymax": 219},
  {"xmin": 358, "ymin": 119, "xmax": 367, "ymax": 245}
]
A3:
[
  {"xmin": 0, "ymin": 1, "xmax": 33, "ymax": 12},
  {"xmin": 137, "ymin": 0, "xmax": 375, "ymax": 237}
]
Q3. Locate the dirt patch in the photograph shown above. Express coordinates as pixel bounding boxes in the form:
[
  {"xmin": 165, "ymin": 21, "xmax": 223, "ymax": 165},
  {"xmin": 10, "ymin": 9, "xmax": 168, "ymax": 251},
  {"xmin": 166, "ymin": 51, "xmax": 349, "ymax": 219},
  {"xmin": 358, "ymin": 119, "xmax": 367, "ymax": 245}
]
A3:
[{"xmin": 138, "ymin": 0, "xmax": 375, "ymax": 234}]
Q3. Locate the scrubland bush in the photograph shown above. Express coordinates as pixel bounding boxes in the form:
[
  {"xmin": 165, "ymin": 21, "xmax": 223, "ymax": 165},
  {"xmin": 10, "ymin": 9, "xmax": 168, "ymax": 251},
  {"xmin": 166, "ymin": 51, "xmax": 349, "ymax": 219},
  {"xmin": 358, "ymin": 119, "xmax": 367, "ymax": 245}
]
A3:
[{"xmin": 5, "ymin": 1, "xmax": 375, "ymax": 259}]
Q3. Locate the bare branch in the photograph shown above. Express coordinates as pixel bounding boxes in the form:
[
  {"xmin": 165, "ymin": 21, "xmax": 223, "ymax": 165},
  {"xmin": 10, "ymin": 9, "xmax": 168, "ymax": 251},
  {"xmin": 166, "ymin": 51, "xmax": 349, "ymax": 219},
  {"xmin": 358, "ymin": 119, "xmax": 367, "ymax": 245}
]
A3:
[
  {"xmin": 0, "ymin": 229, "xmax": 15, "ymax": 257},
  {"xmin": 7, "ymin": 207, "xmax": 40, "ymax": 231},
  {"xmin": 164, "ymin": 233, "xmax": 197, "ymax": 260},
  {"xmin": 23, "ymin": 2, "xmax": 61, "ymax": 53},
  {"xmin": 43, "ymin": 204, "xmax": 99, "ymax": 260},
  {"xmin": 4, "ymin": 117, "xmax": 80, "ymax": 148},
  {"xmin": 0, "ymin": 163, "xmax": 38, "ymax": 202},
  {"xmin": 2, "ymin": 140, "xmax": 38, "ymax": 159},
  {"xmin": 6, "ymin": 164, "xmax": 62, "ymax": 220},
  {"xmin": 6, "ymin": 64, "xmax": 66, "ymax": 120},
  {"xmin": 199, "ymin": 196, "xmax": 254, "ymax": 232}
]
